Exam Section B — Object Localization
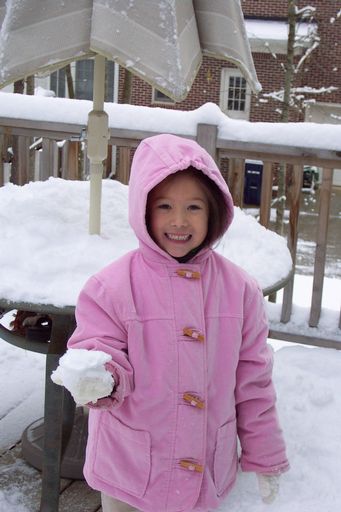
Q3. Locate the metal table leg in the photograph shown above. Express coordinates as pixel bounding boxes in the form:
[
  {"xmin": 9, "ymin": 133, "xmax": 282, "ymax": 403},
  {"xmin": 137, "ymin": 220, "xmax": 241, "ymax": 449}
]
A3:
[{"xmin": 39, "ymin": 314, "xmax": 75, "ymax": 512}]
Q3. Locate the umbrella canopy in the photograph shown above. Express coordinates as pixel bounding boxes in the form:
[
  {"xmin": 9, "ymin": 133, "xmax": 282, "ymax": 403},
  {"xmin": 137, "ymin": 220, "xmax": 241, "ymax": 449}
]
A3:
[
  {"xmin": 0, "ymin": 0, "xmax": 261, "ymax": 234},
  {"xmin": 0, "ymin": 0, "xmax": 261, "ymax": 96}
]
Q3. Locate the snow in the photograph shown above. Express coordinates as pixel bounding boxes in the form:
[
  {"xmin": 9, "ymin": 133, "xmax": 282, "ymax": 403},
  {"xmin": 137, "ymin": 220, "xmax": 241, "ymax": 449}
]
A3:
[
  {"xmin": 0, "ymin": 177, "xmax": 292, "ymax": 306},
  {"xmin": 245, "ymin": 18, "xmax": 316, "ymax": 42},
  {"xmin": 1, "ymin": 92, "xmax": 341, "ymax": 152},
  {"xmin": 51, "ymin": 349, "xmax": 114, "ymax": 406}
]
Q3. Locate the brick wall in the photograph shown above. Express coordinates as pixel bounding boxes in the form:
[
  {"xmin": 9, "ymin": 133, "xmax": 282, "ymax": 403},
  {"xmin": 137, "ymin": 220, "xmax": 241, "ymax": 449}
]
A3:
[
  {"xmin": 241, "ymin": 0, "xmax": 290, "ymax": 19},
  {"xmin": 119, "ymin": 57, "xmax": 227, "ymax": 112}
]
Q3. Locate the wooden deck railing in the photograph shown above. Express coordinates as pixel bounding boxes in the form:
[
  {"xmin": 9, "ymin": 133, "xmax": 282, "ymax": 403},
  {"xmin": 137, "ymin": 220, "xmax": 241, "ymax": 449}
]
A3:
[{"xmin": 0, "ymin": 118, "xmax": 340, "ymax": 349}]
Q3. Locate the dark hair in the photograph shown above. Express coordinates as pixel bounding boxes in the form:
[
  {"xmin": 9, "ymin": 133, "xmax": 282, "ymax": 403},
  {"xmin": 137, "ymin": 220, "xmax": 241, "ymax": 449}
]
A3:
[
  {"xmin": 146, "ymin": 167, "xmax": 228, "ymax": 248},
  {"xmin": 184, "ymin": 167, "xmax": 228, "ymax": 247}
]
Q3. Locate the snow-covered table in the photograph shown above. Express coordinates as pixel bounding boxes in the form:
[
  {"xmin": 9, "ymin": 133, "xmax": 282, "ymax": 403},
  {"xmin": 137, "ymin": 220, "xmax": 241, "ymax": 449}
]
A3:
[
  {"xmin": 0, "ymin": 178, "xmax": 292, "ymax": 305},
  {"xmin": 0, "ymin": 178, "xmax": 292, "ymax": 512}
]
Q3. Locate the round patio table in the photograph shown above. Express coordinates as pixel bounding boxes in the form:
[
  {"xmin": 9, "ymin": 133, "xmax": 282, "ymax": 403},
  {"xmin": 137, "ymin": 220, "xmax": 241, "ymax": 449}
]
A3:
[
  {"xmin": 0, "ymin": 271, "xmax": 291, "ymax": 512},
  {"xmin": 0, "ymin": 299, "xmax": 76, "ymax": 512}
]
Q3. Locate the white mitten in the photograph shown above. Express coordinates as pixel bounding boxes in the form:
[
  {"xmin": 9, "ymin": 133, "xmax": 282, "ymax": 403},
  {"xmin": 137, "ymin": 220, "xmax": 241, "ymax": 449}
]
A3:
[
  {"xmin": 51, "ymin": 348, "xmax": 115, "ymax": 405},
  {"xmin": 257, "ymin": 474, "xmax": 280, "ymax": 504}
]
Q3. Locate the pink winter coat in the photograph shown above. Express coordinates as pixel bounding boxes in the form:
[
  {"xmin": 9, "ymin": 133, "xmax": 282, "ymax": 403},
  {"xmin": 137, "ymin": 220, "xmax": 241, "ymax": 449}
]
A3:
[{"xmin": 68, "ymin": 134, "xmax": 289, "ymax": 512}]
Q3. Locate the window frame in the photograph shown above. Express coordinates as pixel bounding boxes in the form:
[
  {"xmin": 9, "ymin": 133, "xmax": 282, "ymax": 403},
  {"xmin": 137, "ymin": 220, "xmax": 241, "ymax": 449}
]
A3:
[
  {"xmin": 152, "ymin": 88, "xmax": 175, "ymax": 105},
  {"xmin": 219, "ymin": 68, "xmax": 251, "ymax": 120}
]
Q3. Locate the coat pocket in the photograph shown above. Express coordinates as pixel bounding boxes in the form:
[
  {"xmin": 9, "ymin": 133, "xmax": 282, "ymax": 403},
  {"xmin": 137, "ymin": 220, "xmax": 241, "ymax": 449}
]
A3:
[
  {"xmin": 93, "ymin": 413, "xmax": 151, "ymax": 498},
  {"xmin": 213, "ymin": 419, "xmax": 238, "ymax": 496}
]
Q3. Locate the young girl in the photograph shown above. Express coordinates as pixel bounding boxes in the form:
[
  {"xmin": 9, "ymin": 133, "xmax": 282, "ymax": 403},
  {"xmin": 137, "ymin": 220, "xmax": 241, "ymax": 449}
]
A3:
[{"xmin": 52, "ymin": 134, "xmax": 289, "ymax": 512}]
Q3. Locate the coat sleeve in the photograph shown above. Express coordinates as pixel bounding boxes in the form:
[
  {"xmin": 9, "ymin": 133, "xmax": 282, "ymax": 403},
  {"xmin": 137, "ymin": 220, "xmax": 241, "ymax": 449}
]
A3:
[
  {"xmin": 235, "ymin": 282, "xmax": 289, "ymax": 474},
  {"xmin": 67, "ymin": 275, "xmax": 134, "ymax": 409}
]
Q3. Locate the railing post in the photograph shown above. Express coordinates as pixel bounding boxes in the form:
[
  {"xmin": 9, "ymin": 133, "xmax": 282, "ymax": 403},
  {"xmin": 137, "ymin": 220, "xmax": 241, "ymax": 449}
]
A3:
[
  {"xmin": 280, "ymin": 164, "xmax": 303, "ymax": 323},
  {"xmin": 11, "ymin": 135, "xmax": 30, "ymax": 185},
  {"xmin": 41, "ymin": 138, "xmax": 59, "ymax": 181},
  {"xmin": 116, "ymin": 146, "xmax": 131, "ymax": 185},
  {"xmin": 229, "ymin": 158, "xmax": 245, "ymax": 207},
  {"xmin": 67, "ymin": 141, "xmax": 80, "ymax": 180},
  {"xmin": 259, "ymin": 161, "xmax": 273, "ymax": 228},
  {"xmin": 309, "ymin": 168, "xmax": 333, "ymax": 327},
  {"xmin": 61, "ymin": 141, "xmax": 79, "ymax": 180},
  {"xmin": 0, "ymin": 134, "xmax": 4, "ymax": 186},
  {"xmin": 197, "ymin": 123, "xmax": 218, "ymax": 161}
]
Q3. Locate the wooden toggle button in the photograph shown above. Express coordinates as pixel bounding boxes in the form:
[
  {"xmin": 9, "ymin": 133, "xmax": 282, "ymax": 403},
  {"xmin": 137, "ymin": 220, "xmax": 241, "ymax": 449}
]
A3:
[
  {"xmin": 183, "ymin": 327, "xmax": 205, "ymax": 342},
  {"xmin": 183, "ymin": 392, "xmax": 205, "ymax": 409},
  {"xmin": 179, "ymin": 460, "xmax": 204, "ymax": 473},
  {"xmin": 176, "ymin": 269, "xmax": 201, "ymax": 279}
]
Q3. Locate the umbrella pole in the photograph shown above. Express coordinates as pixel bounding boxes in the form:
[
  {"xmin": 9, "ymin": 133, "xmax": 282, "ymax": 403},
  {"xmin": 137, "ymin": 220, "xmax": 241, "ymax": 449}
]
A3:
[{"xmin": 87, "ymin": 54, "xmax": 109, "ymax": 235}]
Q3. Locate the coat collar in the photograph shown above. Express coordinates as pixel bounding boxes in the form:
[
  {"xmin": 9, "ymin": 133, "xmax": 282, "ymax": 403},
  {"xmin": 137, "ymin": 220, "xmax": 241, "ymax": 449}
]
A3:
[{"xmin": 139, "ymin": 240, "xmax": 212, "ymax": 267}]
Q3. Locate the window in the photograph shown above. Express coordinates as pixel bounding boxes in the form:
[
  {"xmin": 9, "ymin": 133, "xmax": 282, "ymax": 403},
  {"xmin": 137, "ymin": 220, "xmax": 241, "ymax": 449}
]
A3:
[
  {"xmin": 75, "ymin": 60, "xmax": 94, "ymax": 100},
  {"xmin": 105, "ymin": 61, "xmax": 116, "ymax": 102},
  {"xmin": 220, "ymin": 69, "xmax": 251, "ymax": 120},
  {"xmin": 50, "ymin": 68, "xmax": 66, "ymax": 98},
  {"xmin": 48, "ymin": 59, "xmax": 116, "ymax": 101},
  {"xmin": 152, "ymin": 89, "xmax": 175, "ymax": 104},
  {"xmin": 75, "ymin": 59, "xmax": 117, "ymax": 101},
  {"xmin": 228, "ymin": 76, "xmax": 247, "ymax": 111}
]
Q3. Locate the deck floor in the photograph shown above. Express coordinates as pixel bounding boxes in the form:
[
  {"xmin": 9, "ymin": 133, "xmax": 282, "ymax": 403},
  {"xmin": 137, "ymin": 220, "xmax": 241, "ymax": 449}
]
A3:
[{"xmin": 0, "ymin": 443, "xmax": 102, "ymax": 512}]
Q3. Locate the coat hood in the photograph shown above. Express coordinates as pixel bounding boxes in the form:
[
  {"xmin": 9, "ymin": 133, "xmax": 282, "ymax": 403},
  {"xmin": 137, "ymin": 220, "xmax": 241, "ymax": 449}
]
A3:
[{"xmin": 128, "ymin": 133, "xmax": 234, "ymax": 260}]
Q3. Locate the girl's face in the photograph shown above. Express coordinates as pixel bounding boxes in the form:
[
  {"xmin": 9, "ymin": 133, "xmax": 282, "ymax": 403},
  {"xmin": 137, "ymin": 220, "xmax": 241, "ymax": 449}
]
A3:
[{"xmin": 147, "ymin": 173, "xmax": 209, "ymax": 258}]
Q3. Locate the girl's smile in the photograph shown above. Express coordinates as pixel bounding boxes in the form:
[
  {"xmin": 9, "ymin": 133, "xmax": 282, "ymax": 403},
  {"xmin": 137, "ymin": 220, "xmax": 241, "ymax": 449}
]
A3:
[{"xmin": 147, "ymin": 172, "xmax": 209, "ymax": 258}]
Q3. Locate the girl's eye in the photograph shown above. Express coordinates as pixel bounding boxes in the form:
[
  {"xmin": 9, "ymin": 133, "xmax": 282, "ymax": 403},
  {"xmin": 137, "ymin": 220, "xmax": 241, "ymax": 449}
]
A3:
[
  {"xmin": 188, "ymin": 204, "xmax": 201, "ymax": 211},
  {"xmin": 157, "ymin": 203, "xmax": 171, "ymax": 210}
]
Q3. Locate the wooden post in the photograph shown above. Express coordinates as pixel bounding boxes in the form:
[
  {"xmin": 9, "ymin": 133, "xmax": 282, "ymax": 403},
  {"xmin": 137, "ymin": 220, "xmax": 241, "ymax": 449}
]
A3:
[
  {"xmin": 197, "ymin": 124, "xmax": 218, "ymax": 161},
  {"xmin": 229, "ymin": 158, "xmax": 245, "ymax": 207},
  {"xmin": 259, "ymin": 161, "xmax": 273, "ymax": 228},
  {"xmin": 105, "ymin": 144, "xmax": 113, "ymax": 178},
  {"xmin": 280, "ymin": 164, "xmax": 303, "ymax": 323},
  {"xmin": 40, "ymin": 138, "xmax": 59, "ymax": 181},
  {"xmin": 116, "ymin": 146, "xmax": 131, "ymax": 185},
  {"xmin": 67, "ymin": 141, "xmax": 80, "ymax": 180},
  {"xmin": 61, "ymin": 141, "xmax": 80, "ymax": 180},
  {"xmin": 309, "ymin": 168, "xmax": 333, "ymax": 327},
  {"xmin": 0, "ymin": 134, "xmax": 4, "ymax": 186},
  {"xmin": 11, "ymin": 135, "xmax": 30, "ymax": 185}
]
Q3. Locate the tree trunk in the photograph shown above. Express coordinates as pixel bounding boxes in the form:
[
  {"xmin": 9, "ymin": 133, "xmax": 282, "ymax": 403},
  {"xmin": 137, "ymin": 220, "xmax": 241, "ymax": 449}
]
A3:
[
  {"xmin": 281, "ymin": 0, "xmax": 296, "ymax": 123},
  {"xmin": 65, "ymin": 64, "xmax": 75, "ymax": 99},
  {"xmin": 14, "ymin": 79, "xmax": 25, "ymax": 94},
  {"xmin": 26, "ymin": 75, "xmax": 35, "ymax": 95},
  {"xmin": 275, "ymin": 0, "xmax": 297, "ymax": 235},
  {"xmin": 10, "ymin": 81, "xmax": 25, "ymax": 184},
  {"xmin": 26, "ymin": 76, "xmax": 35, "ymax": 180},
  {"xmin": 122, "ymin": 69, "xmax": 133, "ymax": 104}
]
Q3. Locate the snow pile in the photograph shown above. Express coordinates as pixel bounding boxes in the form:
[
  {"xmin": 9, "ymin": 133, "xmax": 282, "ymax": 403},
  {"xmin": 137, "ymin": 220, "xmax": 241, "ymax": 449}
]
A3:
[
  {"xmin": 51, "ymin": 349, "xmax": 114, "ymax": 405},
  {"xmin": 0, "ymin": 177, "xmax": 292, "ymax": 306}
]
